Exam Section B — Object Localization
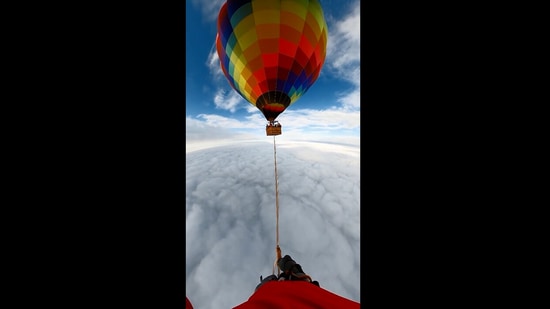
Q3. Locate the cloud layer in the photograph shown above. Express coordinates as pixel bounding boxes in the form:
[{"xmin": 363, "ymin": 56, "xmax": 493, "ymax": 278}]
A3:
[{"xmin": 186, "ymin": 141, "xmax": 360, "ymax": 308}]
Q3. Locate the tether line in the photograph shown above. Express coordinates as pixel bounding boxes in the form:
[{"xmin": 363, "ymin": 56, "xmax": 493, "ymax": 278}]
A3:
[{"xmin": 273, "ymin": 135, "xmax": 282, "ymax": 275}]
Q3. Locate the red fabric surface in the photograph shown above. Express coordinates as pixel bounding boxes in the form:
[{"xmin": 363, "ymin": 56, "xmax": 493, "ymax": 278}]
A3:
[
  {"xmin": 185, "ymin": 296, "xmax": 193, "ymax": 309},
  {"xmin": 232, "ymin": 281, "xmax": 360, "ymax": 309}
]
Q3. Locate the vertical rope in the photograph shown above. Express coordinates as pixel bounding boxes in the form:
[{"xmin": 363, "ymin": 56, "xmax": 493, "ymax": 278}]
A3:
[{"xmin": 273, "ymin": 135, "xmax": 282, "ymax": 275}]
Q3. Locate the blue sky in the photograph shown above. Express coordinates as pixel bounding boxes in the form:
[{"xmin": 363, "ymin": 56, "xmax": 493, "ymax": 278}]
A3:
[{"xmin": 186, "ymin": 0, "xmax": 360, "ymax": 149}]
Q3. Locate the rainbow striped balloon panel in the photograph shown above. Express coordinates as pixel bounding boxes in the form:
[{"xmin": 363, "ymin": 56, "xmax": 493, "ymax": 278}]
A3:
[{"xmin": 216, "ymin": 0, "xmax": 328, "ymax": 121}]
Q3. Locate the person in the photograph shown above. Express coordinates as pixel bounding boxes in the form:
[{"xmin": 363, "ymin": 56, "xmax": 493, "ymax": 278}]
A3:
[{"xmin": 185, "ymin": 255, "xmax": 360, "ymax": 308}]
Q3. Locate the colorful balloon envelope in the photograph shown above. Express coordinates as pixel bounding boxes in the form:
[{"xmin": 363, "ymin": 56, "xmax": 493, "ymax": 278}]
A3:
[{"xmin": 216, "ymin": 0, "xmax": 328, "ymax": 122}]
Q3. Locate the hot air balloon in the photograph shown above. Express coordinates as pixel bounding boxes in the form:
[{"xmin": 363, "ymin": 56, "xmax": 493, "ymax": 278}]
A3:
[{"xmin": 216, "ymin": 0, "xmax": 328, "ymax": 135}]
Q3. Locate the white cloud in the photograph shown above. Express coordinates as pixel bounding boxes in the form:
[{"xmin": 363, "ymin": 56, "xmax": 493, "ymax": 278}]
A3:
[
  {"xmin": 188, "ymin": 104, "xmax": 360, "ymax": 135},
  {"xmin": 186, "ymin": 142, "xmax": 360, "ymax": 309},
  {"xmin": 278, "ymin": 108, "xmax": 360, "ymax": 130},
  {"xmin": 207, "ymin": 43, "xmax": 225, "ymax": 81},
  {"xmin": 324, "ymin": 0, "xmax": 360, "ymax": 113},
  {"xmin": 325, "ymin": 1, "xmax": 360, "ymax": 87},
  {"xmin": 213, "ymin": 88, "xmax": 245, "ymax": 112},
  {"xmin": 335, "ymin": 88, "xmax": 360, "ymax": 111},
  {"xmin": 186, "ymin": 116, "xmax": 265, "ymax": 153},
  {"xmin": 186, "ymin": 107, "xmax": 360, "ymax": 154},
  {"xmin": 191, "ymin": 0, "xmax": 226, "ymax": 21},
  {"xmin": 245, "ymin": 103, "xmax": 259, "ymax": 114}
]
